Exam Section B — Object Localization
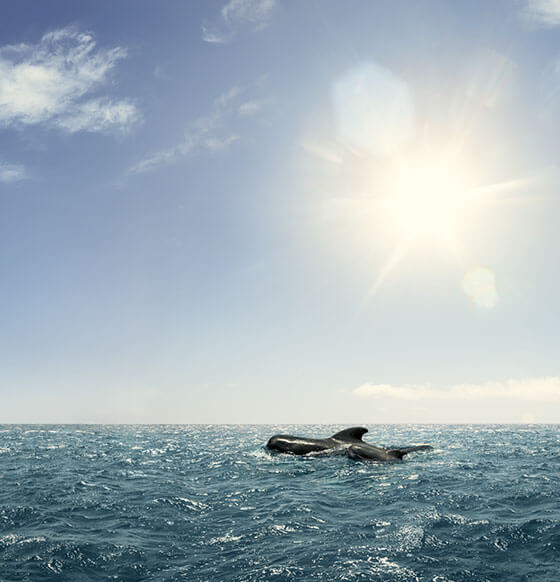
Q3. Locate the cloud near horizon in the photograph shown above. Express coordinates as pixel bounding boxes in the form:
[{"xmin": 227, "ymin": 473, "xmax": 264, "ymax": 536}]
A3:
[
  {"xmin": 0, "ymin": 28, "xmax": 140, "ymax": 133},
  {"xmin": 353, "ymin": 377, "xmax": 560, "ymax": 402},
  {"xmin": 202, "ymin": 0, "xmax": 276, "ymax": 43}
]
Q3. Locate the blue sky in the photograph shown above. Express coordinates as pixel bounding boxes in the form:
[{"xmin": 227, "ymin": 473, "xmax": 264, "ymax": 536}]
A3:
[{"xmin": 1, "ymin": 0, "xmax": 559, "ymax": 423}]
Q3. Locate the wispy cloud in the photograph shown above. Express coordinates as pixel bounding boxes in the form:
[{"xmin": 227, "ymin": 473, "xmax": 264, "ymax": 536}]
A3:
[
  {"xmin": 522, "ymin": 0, "xmax": 560, "ymax": 27},
  {"xmin": 353, "ymin": 377, "xmax": 560, "ymax": 402},
  {"xmin": 238, "ymin": 99, "xmax": 267, "ymax": 116},
  {"xmin": 0, "ymin": 27, "xmax": 140, "ymax": 133},
  {"xmin": 129, "ymin": 81, "xmax": 267, "ymax": 175},
  {"xmin": 202, "ymin": 0, "xmax": 276, "ymax": 44},
  {"xmin": 0, "ymin": 161, "xmax": 26, "ymax": 183}
]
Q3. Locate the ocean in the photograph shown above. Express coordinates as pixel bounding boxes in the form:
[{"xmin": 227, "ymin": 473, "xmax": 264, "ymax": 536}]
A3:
[{"xmin": 0, "ymin": 424, "xmax": 558, "ymax": 581}]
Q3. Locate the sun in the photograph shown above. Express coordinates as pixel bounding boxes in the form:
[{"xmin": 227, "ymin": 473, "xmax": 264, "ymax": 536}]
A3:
[
  {"xmin": 361, "ymin": 148, "xmax": 485, "ymax": 297},
  {"xmin": 302, "ymin": 114, "xmax": 532, "ymax": 303},
  {"xmin": 382, "ymin": 152, "xmax": 473, "ymax": 244}
]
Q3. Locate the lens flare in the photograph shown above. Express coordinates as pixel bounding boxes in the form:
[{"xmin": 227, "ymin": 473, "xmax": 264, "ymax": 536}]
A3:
[
  {"xmin": 332, "ymin": 63, "xmax": 414, "ymax": 156},
  {"xmin": 462, "ymin": 266, "xmax": 499, "ymax": 309}
]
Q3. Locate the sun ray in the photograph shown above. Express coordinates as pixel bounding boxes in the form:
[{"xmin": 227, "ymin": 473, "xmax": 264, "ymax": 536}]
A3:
[
  {"xmin": 300, "ymin": 141, "xmax": 344, "ymax": 165},
  {"xmin": 470, "ymin": 173, "xmax": 554, "ymax": 204},
  {"xmin": 364, "ymin": 236, "xmax": 411, "ymax": 301}
]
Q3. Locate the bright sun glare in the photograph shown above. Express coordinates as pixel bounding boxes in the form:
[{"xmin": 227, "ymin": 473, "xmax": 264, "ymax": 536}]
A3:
[
  {"xmin": 383, "ymin": 153, "xmax": 472, "ymax": 244},
  {"xmin": 331, "ymin": 63, "xmax": 479, "ymax": 249},
  {"xmin": 363, "ymin": 149, "xmax": 484, "ymax": 298},
  {"xmin": 313, "ymin": 61, "xmax": 537, "ymax": 305}
]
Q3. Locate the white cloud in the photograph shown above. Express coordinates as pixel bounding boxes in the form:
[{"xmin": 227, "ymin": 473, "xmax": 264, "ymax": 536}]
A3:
[
  {"xmin": 0, "ymin": 28, "xmax": 140, "ymax": 133},
  {"xmin": 353, "ymin": 377, "xmax": 560, "ymax": 402},
  {"xmin": 54, "ymin": 98, "xmax": 139, "ymax": 133},
  {"xmin": 129, "ymin": 81, "xmax": 266, "ymax": 175},
  {"xmin": 222, "ymin": 0, "xmax": 276, "ymax": 27},
  {"xmin": 202, "ymin": 0, "xmax": 276, "ymax": 44},
  {"xmin": 0, "ymin": 161, "xmax": 26, "ymax": 183},
  {"xmin": 238, "ymin": 99, "xmax": 266, "ymax": 116},
  {"xmin": 129, "ymin": 130, "xmax": 239, "ymax": 175},
  {"xmin": 522, "ymin": 0, "xmax": 560, "ymax": 27}
]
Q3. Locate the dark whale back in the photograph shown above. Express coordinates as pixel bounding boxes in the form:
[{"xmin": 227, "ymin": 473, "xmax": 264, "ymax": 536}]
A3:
[
  {"xmin": 266, "ymin": 427, "xmax": 369, "ymax": 455},
  {"xmin": 266, "ymin": 426, "xmax": 433, "ymax": 462},
  {"xmin": 266, "ymin": 433, "xmax": 332, "ymax": 455}
]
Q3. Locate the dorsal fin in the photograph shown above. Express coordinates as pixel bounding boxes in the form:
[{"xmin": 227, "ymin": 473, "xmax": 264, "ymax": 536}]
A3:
[{"xmin": 331, "ymin": 427, "xmax": 368, "ymax": 442}]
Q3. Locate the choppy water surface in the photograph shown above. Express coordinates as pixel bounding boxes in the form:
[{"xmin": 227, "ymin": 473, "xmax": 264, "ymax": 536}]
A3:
[{"xmin": 0, "ymin": 425, "xmax": 559, "ymax": 581}]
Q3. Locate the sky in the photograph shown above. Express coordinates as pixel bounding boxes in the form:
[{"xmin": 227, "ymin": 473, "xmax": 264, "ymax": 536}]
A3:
[{"xmin": 1, "ymin": 0, "xmax": 559, "ymax": 424}]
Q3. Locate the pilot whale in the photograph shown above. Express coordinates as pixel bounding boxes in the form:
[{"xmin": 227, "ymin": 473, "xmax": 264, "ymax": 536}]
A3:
[{"xmin": 266, "ymin": 427, "xmax": 432, "ymax": 461}]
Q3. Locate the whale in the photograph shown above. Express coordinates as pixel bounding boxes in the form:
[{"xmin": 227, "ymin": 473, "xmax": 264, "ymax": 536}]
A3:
[{"xmin": 266, "ymin": 427, "xmax": 432, "ymax": 461}]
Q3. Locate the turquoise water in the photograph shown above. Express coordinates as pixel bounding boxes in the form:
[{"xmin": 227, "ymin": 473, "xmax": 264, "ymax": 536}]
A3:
[{"xmin": 1, "ymin": 425, "xmax": 559, "ymax": 581}]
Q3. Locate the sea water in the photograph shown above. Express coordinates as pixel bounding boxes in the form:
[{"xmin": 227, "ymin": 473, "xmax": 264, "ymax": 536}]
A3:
[{"xmin": 0, "ymin": 424, "xmax": 558, "ymax": 581}]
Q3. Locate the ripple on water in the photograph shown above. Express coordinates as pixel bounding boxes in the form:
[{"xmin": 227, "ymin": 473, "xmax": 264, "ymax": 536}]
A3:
[{"xmin": 0, "ymin": 424, "xmax": 559, "ymax": 581}]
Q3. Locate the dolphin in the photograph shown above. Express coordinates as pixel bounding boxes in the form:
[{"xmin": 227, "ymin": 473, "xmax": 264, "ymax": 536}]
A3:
[{"xmin": 266, "ymin": 427, "xmax": 432, "ymax": 461}]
